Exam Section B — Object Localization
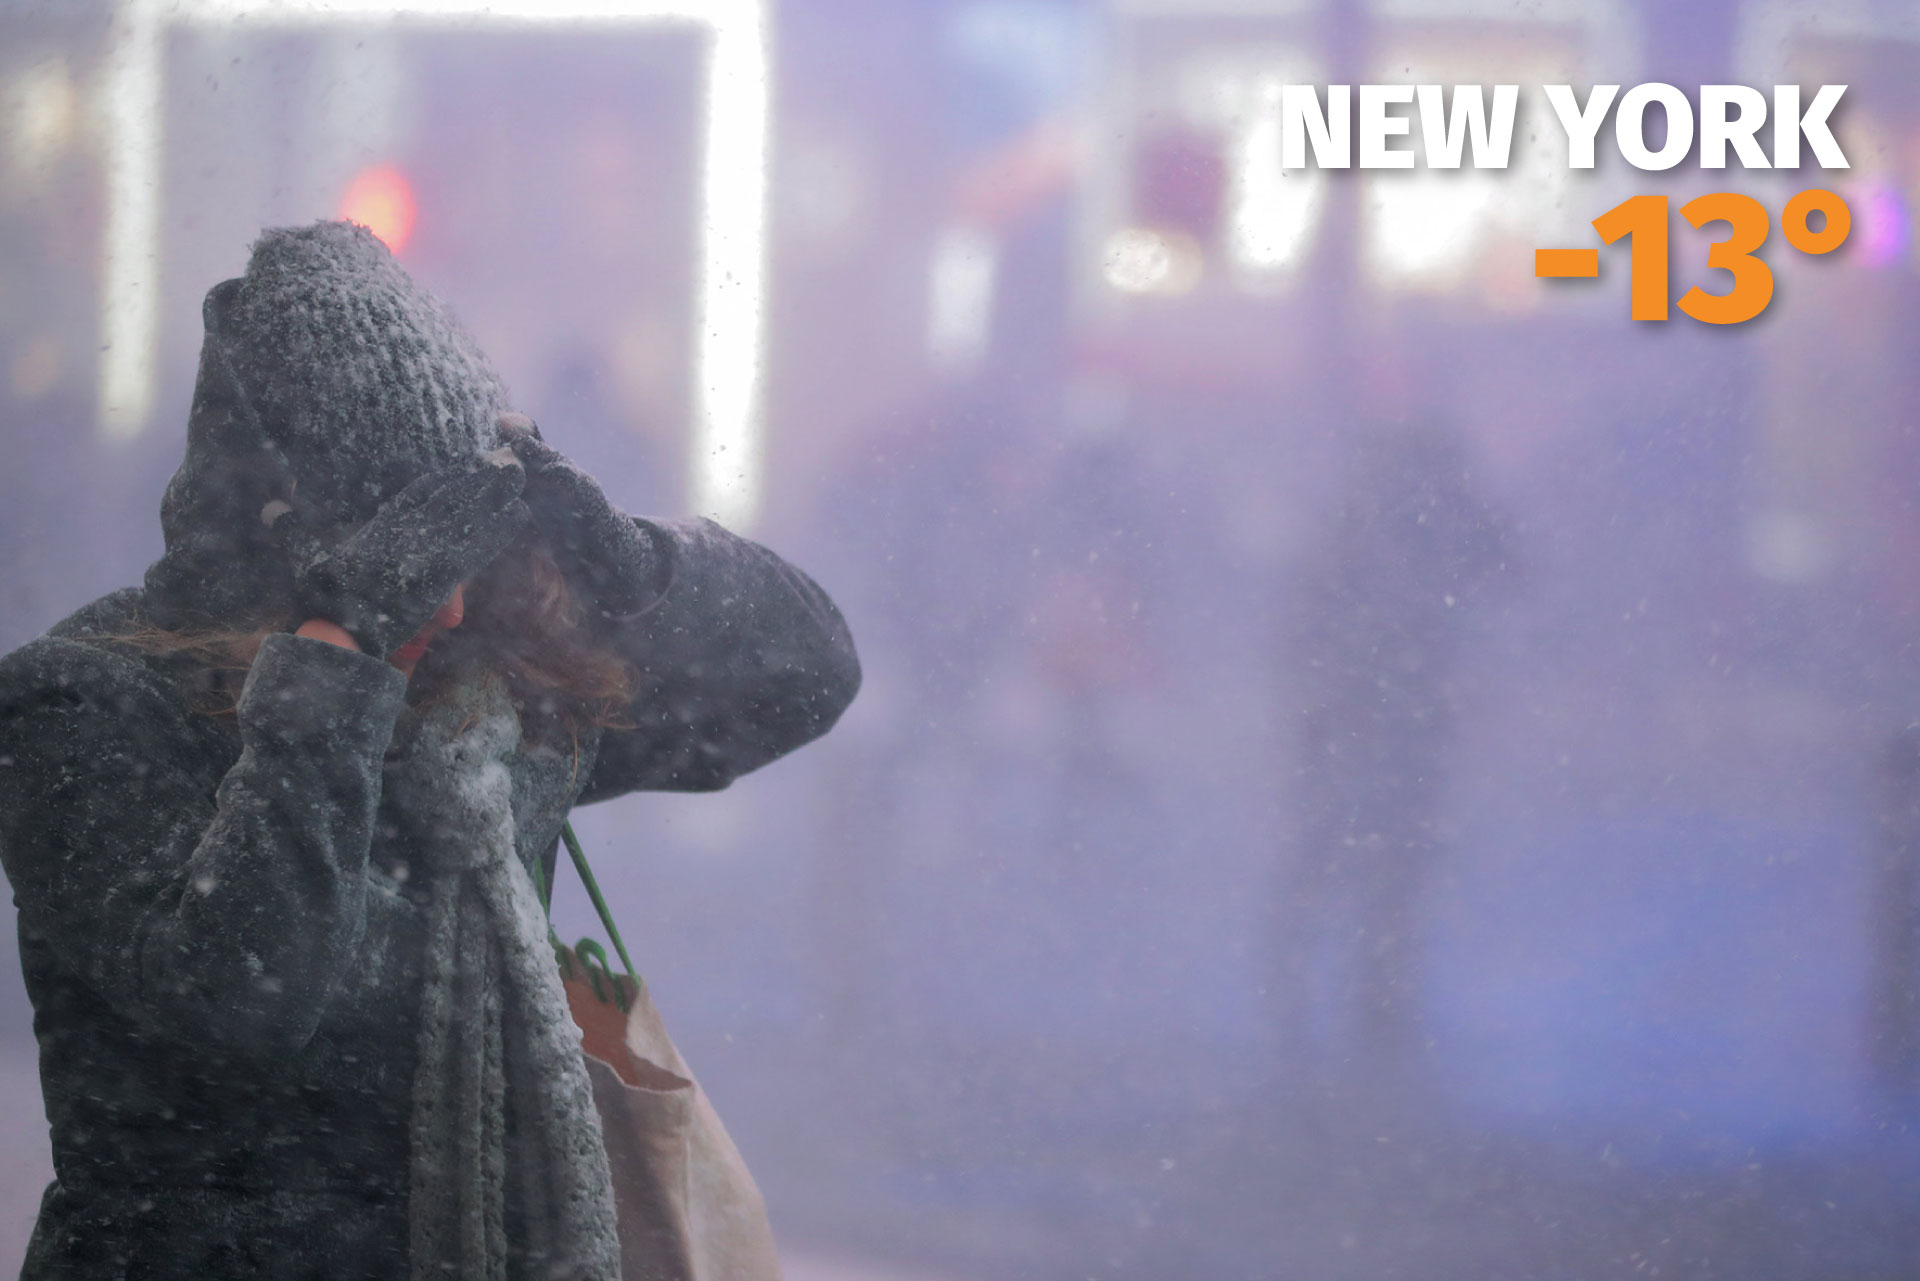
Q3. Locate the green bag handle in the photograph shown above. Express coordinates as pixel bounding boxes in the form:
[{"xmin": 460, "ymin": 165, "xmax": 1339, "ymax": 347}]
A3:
[{"xmin": 529, "ymin": 821, "xmax": 638, "ymax": 1012}]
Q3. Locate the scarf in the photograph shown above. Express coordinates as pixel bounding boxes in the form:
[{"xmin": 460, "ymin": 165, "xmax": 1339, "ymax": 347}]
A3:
[{"xmin": 385, "ymin": 677, "xmax": 622, "ymax": 1281}]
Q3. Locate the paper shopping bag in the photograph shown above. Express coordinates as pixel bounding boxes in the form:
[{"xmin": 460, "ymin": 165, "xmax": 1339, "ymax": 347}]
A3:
[{"xmin": 562, "ymin": 951, "xmax": 784, "ymax": 1281}]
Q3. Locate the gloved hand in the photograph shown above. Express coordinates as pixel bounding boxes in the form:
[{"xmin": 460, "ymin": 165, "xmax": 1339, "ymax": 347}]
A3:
[
  {"xmin": 496, "ymin": 413, "xmax": 669, "ymax": 618},
  {"xmin": 280, "ymin": 452, "xmax": 530, "ymax": 657}
]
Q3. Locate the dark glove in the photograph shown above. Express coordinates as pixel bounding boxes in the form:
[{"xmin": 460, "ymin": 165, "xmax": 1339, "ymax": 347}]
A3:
[
  {"xmin": 282, "ymin": 453, "xmax": 530, "ymax": 657},
  {"xmin": 497, "ymin": 414, "xmax": 669, "ymax": 618}
]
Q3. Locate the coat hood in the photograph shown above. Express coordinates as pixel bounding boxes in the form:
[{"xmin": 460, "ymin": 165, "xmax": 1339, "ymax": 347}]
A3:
[{"xmin": 144, "ymin": 221, "xmax": 510, "ymax": 631}]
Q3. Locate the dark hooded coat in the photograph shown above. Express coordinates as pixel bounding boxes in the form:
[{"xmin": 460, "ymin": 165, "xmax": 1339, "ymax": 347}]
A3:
[{"xmin": 0, "ymin": 224, "xmax": 860, "ymax": 1279}]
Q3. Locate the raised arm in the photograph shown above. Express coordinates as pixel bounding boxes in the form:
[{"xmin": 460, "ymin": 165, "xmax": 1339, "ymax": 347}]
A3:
[
  {"xmin": 579, "ymin": 516, "xmax": 862, "ymax": 800},
  {"xmin": 2, "ymin": 453, "xmax": 534, "ymax": 1054},
  {"xmin": 501, "ymin": 418, "xmax": 860, "ymax": 801},
  {"xmin": 0, "ymin": 633, "xmax": 408, "ymax": 1057}
]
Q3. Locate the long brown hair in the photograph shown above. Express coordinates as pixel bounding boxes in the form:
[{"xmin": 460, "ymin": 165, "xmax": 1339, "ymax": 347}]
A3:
[
  {"xmin": 422, "ymin": 532, "xmax": 638, "ymax": 728},
  {"xmin": 115, "ymin": 533, "xmax": 638, "ymax": 728}
]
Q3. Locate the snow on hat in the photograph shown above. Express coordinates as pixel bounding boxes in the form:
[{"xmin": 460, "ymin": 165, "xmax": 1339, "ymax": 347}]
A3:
[{"xmin": 144, "ymin": 220, "xmax": 510, "ymax": 629}]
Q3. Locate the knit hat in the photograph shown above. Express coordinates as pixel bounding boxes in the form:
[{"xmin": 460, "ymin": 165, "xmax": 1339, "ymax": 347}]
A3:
[{"xmin": 144, "ymin": 221, "xmax": 510, "ymax": 630}]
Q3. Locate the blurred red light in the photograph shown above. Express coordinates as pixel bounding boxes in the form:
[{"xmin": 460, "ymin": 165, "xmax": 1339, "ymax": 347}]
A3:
[{"xmin": 339, "ymin": 164, "xmax": 417, "ymax": 255}]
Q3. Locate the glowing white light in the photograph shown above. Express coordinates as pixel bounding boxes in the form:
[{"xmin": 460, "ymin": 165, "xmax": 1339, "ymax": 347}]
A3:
[
  {"xmin": 100, "ymin": 1, "xmax": 164, "ymax": 439},
  {"xmin": 1103, "ymin": 227, "xmax": 1171, "ymax": 293},
  {"xmin": 926, "ymin": 225, "xmax": 999, "ymax": 373},
  {"xmin": 1227, "ymin": 75, "xmax": 1323, "ymax": 280},
  {"xmin": 1366, "ymin": 174, "xmax": 1495, "ymax": 286},
  {"xmin": 1155, "ymin": 48, "xmax": 1325, "ymax": 288},
  {"xmin": 1362, "ymin": 55, "xmax": 1578, "ymax": 291},
  {"xmin": 689, "ymin": 0, "xmax": 771, "ymax": 530},
  {"xmin": 1103, "ymin": 226, "xmax": 1201, "ymax": 295},
  {"xmin": 99, "ymin": 0, "xmax": 771, "ymax": 530}
]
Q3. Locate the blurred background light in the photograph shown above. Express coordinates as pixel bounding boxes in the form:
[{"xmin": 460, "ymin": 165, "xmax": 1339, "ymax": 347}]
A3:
[
  {"xmin": 95, "ymin": 0, "xmax": 769, "ymax": 529},
  {"xmin": 338, "ymin": 164, "xmax": 418, "ymax": 254},
  {"xmin": 98, "ymin": 0, "xmax": 164, "ymax": 440},
  {"xmin": 1854, "ymin": 179, "xmax": 1910, "ymax": 270},
  {"xmin": 946, "ymin": 0, "xmax": 1085, "ymax": 124},
  {"xmin": 1225, "ymin": 66, "xmax": 1324, "ymax": 285},
  {"xmin": 1, "ymin": 59, "xmax": 76, "ymax": 191},
  {"xmin": 685, "ymin": 0, "xmax": 769, "ymax": 531},
  {"xmin": 1365, "ymin": 172, "xmax": 1495, "ymax": 288},
  {"xmin": 926, "ymin": 225, "xmax": 1000, "ymax": 374},
  {"xmin": 1101, "ymin": 225, "xmax": 1201, "ymax": 295},
  {"xmin": 1362, "ymin": 43, "xmax": 1582, "ymax": 297}
]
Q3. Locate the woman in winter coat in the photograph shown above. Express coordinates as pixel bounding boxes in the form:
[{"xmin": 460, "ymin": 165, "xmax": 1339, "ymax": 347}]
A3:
[{"xmin": 0, "ymin": 221, "xmax": 860, "ymax": 1279}]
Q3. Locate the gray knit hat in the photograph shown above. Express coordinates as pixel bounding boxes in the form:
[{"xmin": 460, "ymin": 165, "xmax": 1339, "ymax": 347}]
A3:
[{"xmin": 145, "ymin": 221, "xmax": 510, "ymax": 629}]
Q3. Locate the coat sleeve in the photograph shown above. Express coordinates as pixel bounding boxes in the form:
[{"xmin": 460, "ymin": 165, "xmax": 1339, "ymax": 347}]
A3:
[
  {"xmin": 577, "ymin": 517, "xmax": 861, "ymax": 801},
  {"xmin": 0, "ymin": 631, "xmax": 408, "ymax": 1057}
]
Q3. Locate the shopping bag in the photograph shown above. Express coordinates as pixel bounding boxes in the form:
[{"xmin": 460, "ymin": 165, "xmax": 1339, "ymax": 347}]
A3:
[{"xmin": 544, "ymin": 827, "xmax": 785, "ymax": 1281}]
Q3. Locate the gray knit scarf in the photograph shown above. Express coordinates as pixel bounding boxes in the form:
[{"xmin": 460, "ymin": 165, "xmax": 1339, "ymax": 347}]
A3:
[{"xmin": 385, "ymin": 678, "xmax": 622, "ymax": 1281}]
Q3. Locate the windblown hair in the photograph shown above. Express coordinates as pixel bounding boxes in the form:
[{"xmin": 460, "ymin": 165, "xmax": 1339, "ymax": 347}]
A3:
[
  {"xmin": 420, "ymin": 532, "xmax": 638, "ymax": 728},
  {"xmin": 114, "ymin": 534, "xmax": 638, "ymax": 729}
]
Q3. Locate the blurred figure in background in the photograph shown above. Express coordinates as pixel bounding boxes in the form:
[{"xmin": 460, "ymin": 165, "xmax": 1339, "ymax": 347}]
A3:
[
  {"xmin": 1027, "ymin": 433, "xmax": 1162, "ymax": 872},
  {"xmin": 1278, "ymin": 420, "xmax": 1517, "ymax": 1077}
]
